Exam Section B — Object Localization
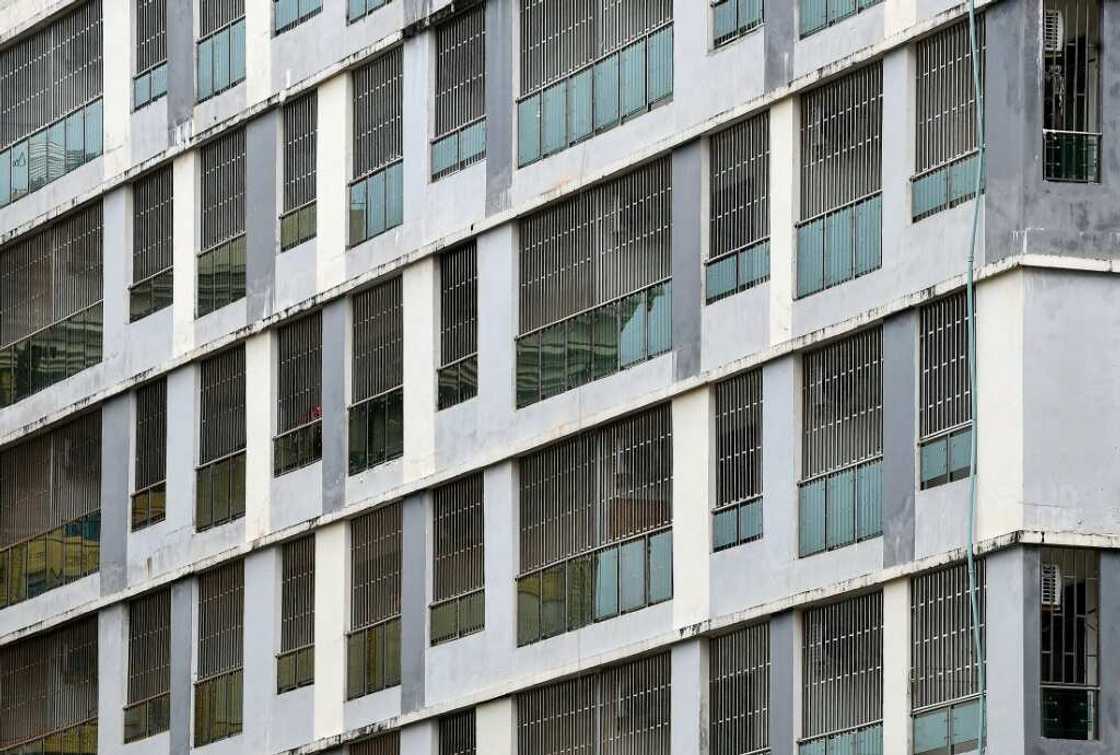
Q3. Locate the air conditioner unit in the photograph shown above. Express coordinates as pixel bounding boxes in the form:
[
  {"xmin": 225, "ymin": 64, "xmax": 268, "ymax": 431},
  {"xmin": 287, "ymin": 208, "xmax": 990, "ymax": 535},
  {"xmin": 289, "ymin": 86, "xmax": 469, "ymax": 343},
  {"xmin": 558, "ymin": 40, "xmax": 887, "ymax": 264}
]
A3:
[
  {"xmin": 1044, "ymin": 9, "xmax": 1065, "ymax": 55},
  {"xmin": 1041, "ymin": 563, "xmax": 1062, "ymax": 608}
]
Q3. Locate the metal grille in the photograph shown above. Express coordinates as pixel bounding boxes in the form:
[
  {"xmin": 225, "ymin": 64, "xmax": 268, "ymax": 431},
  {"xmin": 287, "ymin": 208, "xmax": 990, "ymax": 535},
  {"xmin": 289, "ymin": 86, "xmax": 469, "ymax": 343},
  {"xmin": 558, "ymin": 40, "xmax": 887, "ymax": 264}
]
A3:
[
  {"xmin": 199, "ymin": 346, "xmax": 246, "ymax": 464},
  {"xmin": 352, "ymin": 731, "xmax": 401, "ymax": 755},
  {"xmin": 915, "ymin": 17, "xmax": 985, "ymax": 174},
  {"xmin": 1042, "ymin": 0, "xmax": 1101, "ymax": 181},
  {"xmin": 801, "ymin": 328, "xmax": 882, "ymax": 479},
  {"xmin": 277, "ymin": 312, "xmax": 322, "ymax": 433},
  {"xmin": 716, "ymin": 370, "xmax": 763, "ymax": 507},
  {"xmin": 439, "ymin": 709, "xmax": 476, "ymax": 755},
  {"xmin": 200, "ymin": 0, "xmax": 245, "ymax": 36},
  {"xmin": 800, "ymin": 63, "xmax": 882, "ymax": 221},
  {"xmin": 919, "ymin": 292, "xmax": 971, "ymax": 439},
  {"xmin": 519, "ymin": 157, "xmax": 671, "ymax": 335},
  {"xmin": 283, "ymin": 94, "xmax": 317, "ymax": 212},
  {"xmin": 711, "ymin": 112, "xmax": 769, "ymax": 260},
  {"xmin": 1040, "ymin": 547, "xmax": 1099, "ymax": 686},
  {"xmin": 197, "ymin": 559, "xmax": 244, "ymax": 678},
  {"xmin": 436, "ymin": 7, "xmax": 486, "ymax": 137},
  {"xmin": 133, "ymin": 165, "xmax": 173, "ymax": 284},
  {"xmin": 134, "ymin": 378, "xmax": 167, "ymax": 491},
  {"xmin": 911, "ymin": 560, "xmax": 986, "ymax": 710},
  {"xmin": 127, "ymin": 587, "xmax": 171, "ymax": 704},
  {"xmin": 352, "ymin": 277, "xmax": 403, "ymax": 402},
  {"xmin": 434, "ymin": 473, "xmax": 485, "ymax": 601},
  {"xmin": 519, "ymin": 403, "xmax": 671, "ymax": 572},
  {"xmin": 0, "ymin": 0, "xmax": 103, "ymax": 152},
  {"xmin": 802, "ymin": 591, "xmax": 883, "ymax": 739},
  {"xmin": 0, "ymin": 616, "xmax": 98, "ymax": 750},
  {"xmin": 136, "ymin": 0, "xmax": 167, "ymax": 72},
  {"xmin": 440, "ymin": 242, "xmax": 478, "ymax": 365},
  {"xmin": 351, "ymin": 502, "xmax": 402, "ymax": 629},
  {"xmin": 353, "ymin": 48, "xmax": 403, "ymax": 178},
  {"xmin": 201, "ymin": 128, "xmax": 246, "ymax": 251},
  {"xmin": 710, "ymin": 622, "xmax": 770, "ymax": 755},
  {"xmin": 281, "ymin": 536, "xmax": 315, "ymax": 652},
  {"xmin": 517, "ymin": 652, "xmax": 671, "ymax": 755}
]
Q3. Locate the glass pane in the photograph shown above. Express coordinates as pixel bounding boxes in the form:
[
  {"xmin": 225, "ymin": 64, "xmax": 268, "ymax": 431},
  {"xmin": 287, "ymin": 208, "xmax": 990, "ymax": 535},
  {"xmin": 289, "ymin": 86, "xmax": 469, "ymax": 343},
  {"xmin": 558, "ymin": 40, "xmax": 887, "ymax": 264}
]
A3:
[
  {"xmin": 385, "ymin": 162, "xmax": 404, "ymax": 229},
  {"xmin": 131, "ymin": 491, "xmax": 149, "ymax": 530},
  {"xmin": 739, "ymin": 498, "xmax": 763, "ymax": 541},
  {"xmin": 516, "ymin": 333, "xmax": 540, "ymax": 408},
  {"xmin": 823, "ymin": 206, "xmax": 854, "ymax": 288},
  {"xmin": 800, "ymin": 0, "xmax": 828, "ymax": 35},
  {"xmin": 213, "ymin": 30, "xmax": 231, "ymax": 92},
  {"xmin": 0, "ymin": 149, "xmax": 9, "ymax": 206},
  {"xmin": 277, "ymin": 652, "xmax": 296, "ymax": 692},
  {"xmin": 920, "ymin": 437, "xmax": 948, "ymax": 488},
  {"xmin": 713, "ymin": 508, "xmax": 738, "ymax": 550},
  {"xmin": 152, "ymin": 63, "xmax": 168, "ymax": 98},
  {"xmin": 798, "ymin": 479, "xmax": 827, "ymax": 556},
  {"xmin": 366, "ymin": 171, "xmax": 386, "ymax": 238},
  {"xmin": 648, "ymin": 531, "xmax": 672, "ymax": 604},
  {"xmin": 349, "ymin": 180, "xmax": 367, "ymax": 245},
  {"xmin": 437, "ymin": 364, "xmax": 459, "ymax": 411},
  {"xmin": 950, "ymin": 699, "xmax": 981, "ymax": 750},
  {"xmin": 912, "ymin": 169, "xmax": 947, "ymax": 220},
  {"xmin": 913, "ymin": 709, "xmax": 950, "ymax": 755},
  {"xmin": 826, "ymin": 468, "xmax": 855, "ymax": 548},
  {"xmin": 346, "ymin": 631, "xmax": 366, "ymax": 698},
  {"xmin": 540, "ymin": 322, "xmax": 566, "ymax": 400},
  {"xmin": 619, "ymin": 539, "xmax": 646, "ymax": 612},
  {"xmin": 135, "ymin": 73, "xmax": 151, "ymax": 109},
  {"xmin": 856, "ymin": 460, "xmax": 882, "ymax": 540},
  {"xmin": 541, "ymin": 81, "xmax": 568, "ymax": 156},
  {"xmin": 432, "ymin": 133, "xmax": 459, "ymax": 178},
  {"xmin": 540, "ymin": 564, "xmax": 566, "ymax": 638},
  {"xmin": 431, "ymin": 600, "xmax": 457, "ymax": 645},
  {"xmin": 592, "ymin": 301, "xmax": 618, "ymax": 380},
  {"xmin": 567, "ymin": 312, "xmax": 592, "ymax": 389},
  {"xmin": 567, "ymin": 555, "xmax": 594, "ymax": 630},
  {"xmin": 949, "ymin": 427, "xmax": 972, "ymax": 479},
  {"xmin": 385, "ymin": 389, "xmax": 404, "ymax": 459},
  {"xmin": 459, "ymin": 355, "xmax": 477, "ymax": 402},
  {"xmin": 854, "ymin": 194, "xmax": 882, "ymax": 276},
  {"xmin": 517, "ymin": 95, "xmax": 541, "ymax": 167},
  {"xmin": 385, "ymin": 619, "xmax": 401, "ymax": 686},
  {"xmin": 230, "ymin": 20, "xmax": 246, "ymax": 84},
  {"xmin": 277, "ymin": 0, "xmax": 297, "ymax": 31},
  {"xmin": 646, "ymin": 282, "xmax": 671, "ymax": 357},
  {"xmin": 65, "ymin": 111, "xmax": 84, "ymax": 172},
  {"xmin": 714, "ymin": 1, "xmax": 737, "ymax": 44},
  {"xmin": 348, "ymin": 403, "xmax": 368, "ymax": 474},
  {"xmin": 796, "ymin": 220, "xmax": 824, "ymax": 297},
  {"xmin": 647, "ymin": 27, "xmax": 673, "ymax": 103},
  {"xmin": 707, "ymin": 255, "xmax": 738, "ymax": 303},
  {"xmin": 211, "ymin": 459, "xmax": 230, "ymax": 524},
  {"xmin": 593, "ymin": 54, "xmax": 620, "ymax": 130},
  {"xmin": 619, "ymin": 41, "xmax": 647, "ymax": 117},
  {"xmin": 84, "ymin": 101, "xmax": 103, "ymax": 158},
  {"xmin": 349, "ymin": 0, "xmax": 366, "ymax": 21},
  {"xmin": 27, "ymin": 130, "xmax": 46, "ymax": 191},
  {"xmin": 569, "ymin": 69, "xmax": 593, "ymax": 143},
  {"xmin": 594, "ymin": 547, "xmax": 619, "ymax": 620},
  {"xmin": 460, "ymin": 119, "xmax": 486, "ymax": 162},
  {"xmin": 459, "ymin": 590, "xmax": 484, "ymax": 635},
  {"xmin": 197, "ymin": 38, "xmax": 214, "ymax": 100},
  {"xmin": 517, "ymin": 574, "xmax": 541, "ymax": 645},
  {"xmin": 366, "ymin": 624, "xmax": 384, "ymax": 692},
  {"xmin": 618, "ymin": 291, "xmax": 647, "ymax": 368}
]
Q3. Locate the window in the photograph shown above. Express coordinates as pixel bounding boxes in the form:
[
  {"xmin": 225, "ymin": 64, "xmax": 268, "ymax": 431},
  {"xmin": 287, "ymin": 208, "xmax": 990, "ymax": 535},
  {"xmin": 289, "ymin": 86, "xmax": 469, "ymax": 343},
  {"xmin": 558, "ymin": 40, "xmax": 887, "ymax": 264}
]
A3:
[
  {"xmin": 800, "ymin": 0, "xmax": 882, "ymax": 38},
  {"xmin": 517, "ymin": 652, "xmax": 671, "ymax": 754},
  {"xmin": 132, "ymin": 378, "xmax": 168, "ymax": 530},
  {"xmin": 198, "ymin": 128, "xmax": 246, "ymax": 316},
  {"xmin": 194, "ymin": 560, "xmax": 244, "ymax": 747},
  {"xmin": 432, "ymin": 6, "xmax": 486, "ymax": 180},
  {"xmin": 1042, "ymin": 0, "xmax": 1102, "ymax": 182},
  {"xmin": 713, "ymin": 0, "xmax": 763, "ymax": 48},
  {"xmin": 0, "ymin": 617, "xmax": 98, "ymax": 752},
  {"xmin": 432, "ymin": 473, "xmax": 485, "ymax": 645},
  {"xmin": 796, "ymin": 63, "xmax": 882, "ymax": 298},
  {"xmin": 516, "ymin": 157, "xmax": 672, "ymax": 407},
  {"xmin": 353, "ymin": 731, "xmax": 400, "ymax": 755},
  {"xmin": 348, "ymin": 0, "xmax": 392, "ymax": 24},
  {"xmin": 197, "ymin": 347, "xmax": 246, "ymax": 531},
  {"xmin": 274, "ymin": 312, "xmax": 323, "ymax": 476},
  {"xmin": 438, "ymin": 242, "xmax": 478, "ymax": 410},
  {"xmin": 919, "ymin": 292, "xmax": 973, "ymax": 489},
  {"xmin": 347, "ymin": 503, "xmax": 402, "ymax": 699},
  {"xmin": 135, "ymin": 0, "xmax": 168, "ymax": 109},
  {"xmin": 707, "ymin": 112, "xmax": 770, "ymax": 304},
  {"xmin": 713, "ymin": 370, "xmax": 763, "ymax": 551},
  {"xmin": 912, "ymin": 561, "xmax": 986, "ymax": 755},
  {"xmin": 710, "ymin": 622, "xmax": 770, "ymax": 755},
  {"xmin": 1040, "ymin": 547, "xmax": 1100, "ymax": 740},
  {"xmin": 125, "ymin": 587, "xmax": 171, "ymax": 742},
  {"xmin": 517, "ymin": 0, "xmax": 673, "ymax": 166},
  {"xmin": 349, "ymin": 278, "xmax": 403, "ymax": 475},
  {"xmin": 798, "ymin": 328, "xmax": 882, "ymax": 557},
  {"xmin": 275, "ymin": 0, "xmax": 321, "ymax": 35},
  {"xmin": 0, "ymin": 0, "xmax": 103, "ymax": 209},
  {"xmin": 281, "ymin": 94, "xmax": 317, "ymax": 250},
  {"xmin": 439, "ymin": 709, "xmax": 476, "ymax": 755},
  {"xmin": 517, "ymin": 405, "xmax": 672, "ymax": 646},
  {"xmin": 0, "ymin": 201, "xmax": 103, "ymax": 407},
  {"xmin": 0, "ymin": 411, "xmax": 101, "ymax": 610},
  {"xmin": 349, "ymin": 49, "xmax": 404, "ymax": 246},
  {"xmin": 801, "ymin": 592, "xmax": 883, "ymax": 753},
  {"xmin": 278, "ymin": 536, "xmax": 315, "ymax": 693},
  {"xmin": 196, "ymin": 0, "xmax": 246, "ymax": 102},
  {"xmin": 130, "ymin": 165, "xmax": 174, "ymax": 321},
  {"xmin": 913, "ymin": 18, "xmax": 986, "ymax": 221}
]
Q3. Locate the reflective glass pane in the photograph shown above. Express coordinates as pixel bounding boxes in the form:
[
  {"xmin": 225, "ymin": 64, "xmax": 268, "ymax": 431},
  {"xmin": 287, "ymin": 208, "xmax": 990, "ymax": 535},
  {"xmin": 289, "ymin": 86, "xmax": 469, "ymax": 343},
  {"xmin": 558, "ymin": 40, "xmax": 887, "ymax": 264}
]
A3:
[
  {"xmin": 619, "ymin": 539, "xmax": 646, "ymax": 612},
  {"xmin": 920, "ymin": 437, "xmax": 948, "ymax": 487},
  {"xmin": 213, "ymin": 29, "xmax": 231, "ymax": 93},
  {"xmin": 713, "ymin": 508, "xmax": 738, "ymax": 550},
  {"xmin": 517, "ymin": 574, "xmax": 541, "ymax": 645},
  {"xmin": 84, "ymin": 101, "xmax": 103, "ymax": 158},
  {"xmin": 593, "ymin": 55, "xmax": 620, "ymax": 130},
  {"xmin": 230, "ymin": 21, "xmax": 247, "ymax": 84},
  {"xmin": 516, "ymin": 333, "xmax": 540, "ymax": 408},
  {"xmin": 913, "ymin": 709, "xmax": 949, "ymax": 755},
  {"xmin": 799, "ymin": 479, "xmax": 827, "ymax": 556},
  {"xmin": 854, "ymin": 194, "xmax": 882, "ymax": 276},
  {"xmin": 65, "ymin": 110, "xmax": 84, "ymax": 172},
  {"xmin": 197, "ymin": 38, "xmax": 214, "ymax": 100},
  {"xmin": 567, "ymin": 555, "xmax": 594, "ymax": 630},
  {"xmin": 826, "ymin": 468, "xmax": 856, "ymax": 548},
  {"xmin": 647, "ymin": 27, "xmax": 673, "ymax": 103},
  {"xmin": 646, "ymin": 282, "xmax": 671, "ymax": 356},
  {"xmin": 740, "ymin": 499, "xmax": 763, "ymax": 541},
  {"xmin": 618, "ymin": 292, "xmax": 647, "ymax": 367},
  {"xmin": 541, "ymin": 81, "xmax": 568, "ymax": 156},
  {"xmin": 619, "ymin": 42, "xmax": 646, "ymax": 117},
  {"xmin": 27, "ymin": 130, "xmax": 47, "ymax": 191},
  {"xmin": 152, "ymin": 63, "xmax": 168, "ymax": 98},
  {"xmin": 10, "ymin": 141, "xmax": 28, "ymax": 199},
  {"xmin": 386, "ymin": 162, "xmax": 403, "ymax": 228},
  {"xmin": 540, "ymin": 564, "xmax": 566, "ymax": 637},
  {"xmin": 797, "ymin": 220, "xmax": 825, "ymax": 297},
  {"xmin": 648, "ymin": 531, "xmax": 672, "ymax": 604},
  {"xmin": 517, "ymin": 95, "xmax": 541, "ymax": 166},
  {"xmin": 707, "ymin": 255, "xmax": 738, "ymax": 303},
  {"xmin": 349, "ymin": 180, "xmax": 367, "ymax": 245},
  {"xmin": 366, "ymin": 171, "xmax": 386, "ymax": 238},
  {"xmin": 856, "ymin": 460, "xmax": 882, "ymax": 539},
  {"xmin": 950, "ymin": 699, "xmax": 981, "ymax": 750},
  {"xmin": 569, "ymin": 69, "xmax": 593, "ymax": 142},
  {"xmin": 823, "ymin": 206, "xmax": 854, "ymax": 288},
  {"xmin": 0, "ymin": 149, "xmax": 9, "ymax": 206},
  {"xmin": 594, "ymin": 547, "xmax": 619, "ymax": 620},
  {"xmin": 432, "ymin": 133, "xmax": 459, "ymax": 178},
  {"xmin": 135, "ymin": 73, "xmax": 151, "ymax": 109}
]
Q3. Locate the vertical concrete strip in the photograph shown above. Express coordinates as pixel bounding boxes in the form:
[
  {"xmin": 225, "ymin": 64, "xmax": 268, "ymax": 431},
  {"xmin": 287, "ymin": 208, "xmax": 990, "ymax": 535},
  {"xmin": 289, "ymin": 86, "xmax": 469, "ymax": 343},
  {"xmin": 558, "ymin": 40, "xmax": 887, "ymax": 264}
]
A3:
[
  {"xmin": 484, "ymin": 0, "xmax": 515, "ymax": 215},
  {"xmin": 165, "ymin": 0, "xmax": 196, "ymax": 137},
  {"xmin": 670, "ymin": 639, "xmax": 706, "ymax": 755},
  {"xmin": 400, "ymin": 493, "xmax": 429, "ymax": 713},
  {"xmin": 402, "ymin": 258, "xmax": 438, "ymax": 480},
  {"xmin": 881, "ymin": 311, "xmax": 916, "ymax": 567},
  {"xmin": 242, "ymin": 548, "xmax": 279, "ymax": 753},
  {"xmin": 984, "ymin": 546, "xmax": 1026, "ymax": 753},
  {"xmin": 314, "ymin": 521, "xmax": 348, "ymax": 739},
  {"xmin": 169, "ymin": 579, "xmax": 196, "ymax": 755},
  {"xmin": 671, "ymin": 388, "xmax": 712, "ymax": 627},
  {"xmin": 671, "ymin": 141, "xmax": 703, "ymax": 382},
  {"xmin": 96, "ymin": 605, "xmax": 127, "ymax": 752},
  {"xmin": 768, "ymin": 99, "xmax": 797, "ymax": 344},
  {"xmin": 477, "ymin": 698, "xmax": 516, "ymax": 755},
  {"xmin": 244, "ymin": 331, "xmax": 274, "ymax": 539},
  {"xmin": 321, "ymin": 298, "xmax": 349, "ymax": 515},
  {"xmin": 769, "ymin": 611, "xmax": 798, "ymax": 755},
  {"xmin": 245, "ymin": 111, "xmax": 279, "ymax": 322},
  {"xmin": 881, "ymin": 578, "xmax": 911, "ymax": 752},
  {"xmin": 99, "ymin": 395, "xmax": 130, "ymax": 596},
  {"xmin": 763, "ymin": 0, "xmax": 796, "ymax": 92}
]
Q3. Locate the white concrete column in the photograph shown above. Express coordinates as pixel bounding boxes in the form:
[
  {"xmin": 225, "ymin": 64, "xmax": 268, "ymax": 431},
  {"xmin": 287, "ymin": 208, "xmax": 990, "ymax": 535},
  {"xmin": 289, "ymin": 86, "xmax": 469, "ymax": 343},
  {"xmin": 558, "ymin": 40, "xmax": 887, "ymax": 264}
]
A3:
[
  {"xmin": 477, "ymin": 698, "xmax": 516, "ymax": 755},
  {"xmin": 768, "ymin": 97, "xmax": 797, "ymax": 345},
  {"xmin": 884, "ymin": 0, "xmax": 919, "ymax": 37},
  {"xmin": 244, "ymin": 330, "xmax": 275, "ymax": 540},
  {"xmin": 476, "ymin": 225, "xmax": 518, "ymax": 440},
  {"xmin": 165, "ymin": 364, "xmax": 200, "ymax": 537},
  {"xmin": 671, "ymin": 639, "xmax": 708, "ymax": 755},
  {"xmin": 671, "ymin": 387, "xmax": 713, "ymax": 628},
  {"xmin": 401, "ymin": 27, "xmax": 433, "ymax": 245},
  {"xmin": 246, "ymin": 0, "xmax": 274, "ymax": 106},
  {"xmin": 97, "ymin": 605, "xmax": 127, "ymax": 753},
  {"xmin": 881, "ymin": 46, "xmax": 913, "ymax": 267},
  {"xmin": 484, "ymin": 462, "xmax": 518, "ymax": 652},
  {"xmin": 101, "ymin": 0, "xmax": 132, "ymax": 178},
  {"xmin": 314, "ymin": 521, "xmax": 349, "ymax": 739},
  {"xmin": 882, "ymin": 578, "xmax": 912, "ymax": 753},
  {"xmin": 316, "ymin": 74, "xmax": 351, "ymax": 292},
  {"xmin": 172, "ymin": 150, "xmax": 200, "ymax": 355},
  {"xmin": 400, "ymin": 720, "xmax": 437, "ymax": 755},
  {"xmin": 402, "ymin": 257, "xmax": 438, "ymax": 481},
  {"xmin": 101, "ymin": 187, "xmax": 131, "ymax": 368},
  {"xmin": 242, "ymin": 548, "xmax": 280, "ymax": 752}
]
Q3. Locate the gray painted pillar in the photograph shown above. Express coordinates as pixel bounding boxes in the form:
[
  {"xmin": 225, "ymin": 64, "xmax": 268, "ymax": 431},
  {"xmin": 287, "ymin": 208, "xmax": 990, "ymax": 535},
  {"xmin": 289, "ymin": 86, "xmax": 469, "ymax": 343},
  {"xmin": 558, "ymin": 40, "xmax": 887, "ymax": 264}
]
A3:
[
  {"xmin": 671, "ymin": 639, "xmax": 707, "ymax": 754},
  {"xmin": 400, "ymin": 492, "xmax": 428, "ymax": 713},
  {"xmin": 763, "ymin": 0, "xmax": 796, "ymax": 92},
  {"xmin": 881, "ymin": 310, "xmax": 916, "ymax": 568},
  {"xmin": 169, "ymin": 579, "xmax": 196, "ymax": 755},
  {"xmin": 671, "ymin": 142, "xmax": 703, "ymax": 381},
  {"xmin": 321, "ymin": 298, "xmax": 349, "ymax": 515},
  {"xmin": 985, "ymin": 546, "xmax": 1027, "ymax": 754},
  {"xmin": 100, "ymin": 396, "xmax": 130, "ymax": 596},
  {"xmin": 165, "ymin": 0, "xmax": 195, "ymax": 134},
  {"xmin": 246, "ymin": 111, "xmax": 279, "ymax": 321},
  {"xmin": 484, "ymin": 0, "xmax": 515, "ymax": 215},
  {"xmin": 769, "ymin": 611, "xmax": 798, "ymax": 755}
]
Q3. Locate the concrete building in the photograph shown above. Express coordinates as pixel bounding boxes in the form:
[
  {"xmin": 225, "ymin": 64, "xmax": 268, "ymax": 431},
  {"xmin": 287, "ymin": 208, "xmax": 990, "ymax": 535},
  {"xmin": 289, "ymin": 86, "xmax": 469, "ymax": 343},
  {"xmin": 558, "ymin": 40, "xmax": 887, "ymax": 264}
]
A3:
[{"xmin": 0, "ymin": 0, "xmax": 1116, "ymax": 753}]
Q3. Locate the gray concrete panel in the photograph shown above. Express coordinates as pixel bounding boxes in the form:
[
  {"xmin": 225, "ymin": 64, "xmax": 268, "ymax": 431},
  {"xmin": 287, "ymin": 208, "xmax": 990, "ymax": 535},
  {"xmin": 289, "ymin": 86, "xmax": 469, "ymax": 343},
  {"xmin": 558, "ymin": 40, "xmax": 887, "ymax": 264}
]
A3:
[
  {"xmin": 769, "ymin": 611, "xmax": 797, "ymax": 755},
  {"xmin": 881, "ymin": 310, "xmax": 916, "ymax": 568},
  {"xmin": 321, "ymin": 298, "xmax": 349, "ymax": 515},
  {"xmin": 764, "ymin": 0, "xmax": 797, "ymax": 92},
  {"xmin": 672, "ymin": 143, "xmax": 703, "ymax": 381},
  {"xmin": 170, "ymin": 579, "xmax": 195, "ymax": 755},
  {"xmin": 246, "ymin": 111, "xmax": 279, "ymax": 321},
  {"xmin": 400, "ymin": 493, "xmax": 428, "ymax": 713},
  {"xmin": 165, "ymin": 0, "xmax": 195, "ymax": 135},
  {"xmin": 484, "ymin": 0, "xmax": 514, "ymax": 215},
  {"xmin": 99, "ymin": 396, "xmax": 130, "ymax": 596}
]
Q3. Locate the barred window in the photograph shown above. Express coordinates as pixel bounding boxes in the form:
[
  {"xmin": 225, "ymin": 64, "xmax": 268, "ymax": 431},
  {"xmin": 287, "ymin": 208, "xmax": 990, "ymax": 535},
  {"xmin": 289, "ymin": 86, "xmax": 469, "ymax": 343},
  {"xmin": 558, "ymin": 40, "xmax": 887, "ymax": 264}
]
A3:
[
  {"xmin": 911, "ymin": 561, "xmax": 986, "ymax": 755},
  {"xmin": 516, "ymin": 158, "xmax": 672, "ymax": 407},
  {"xmin": 349, "ymin": 278, "xmax": 404, "ymax": 475},
  {"xmin": 432, "ymin": 473, "xmax": 485, "ymax": 645},
  {"xmin": 517, "ymin": 652, "xmax": 671, "ymax": 754},
  {"xmin": 278, "ymin": 535, "xmax": 315, "ymax": 694},
  {"xmin": 275, "ymin": 312, "xmax": 323, "ymax": 476},
  {"xmin": 710, "ymin": 622, "xmax": 770, "ymax": 755},
  {"xmin": 198, "ymin": 128, "xmax": 246, "ymax": 316},
  {"xmin": 134, "ymin": 0, "xmax": 168, "ymax": 109},
  {"xmin": 707, "ymin": 112, "xmax": 770, "ymax": 304},
  {"xmin": 798, "ymin": 328, "xmax": 882, "ymax": 557},
  {"xmin": 348, "ymin": 503, "xmax": 402, "ymax": 699},
  {"xmin": 0, "ymin": 202, "xmax": 103, "ymax": 408},
  {"xmin": 275, "ymin": 0, "xmax": 322, "ymax": 34},
  {"xmin": 0, "ymin": 616, "xmax": 98, "ymax": 752},
  {"xmin": 713, "ymin": 0, "xmax": 763, "ymax": 48},
  {"xmin": 0, "ymin": 411, "xmax": 101, "ymax": 611},
  {"xmin": 1040, "ymin": 547, "xmax": 1100, "ymax": 740},
  {"xmin": 281, "ymin": 94, "xmax": 318, "ymax": 251},
  {"xmin": 912, "ymin": 18, "xmax": 986, "ymax": 221},
  {"xmin": 517, "ymin": 405, "xmax": 672, "ymax": 646},
  {"xmin": 800, "ymin": 0, "xmax": 882, "ymax": 38},
  {"xmin": 132, "ymin": 378, "xmax": 167, "ymax": 531},
  {"xmin": 352, "ymin": 731, "xmax": 400, "ymax": 755},
  {"xmin": 1042, "ymin": 0, "xmax": 1102, "ymax": 182},
  {"xmin": 197, "ymin": 0, "xmax": 246, "ymax": 103},
  {"xmin": 131, "ymin": 165, "xmax": 174, "ymax": 321},
  {"xmin": 0, "ymin": 0, "xmax": 104, "ymax": 210},
  {"xmin": 438, "ymin": 242, "xmax": 478, "ymax": 410},
  {"xmin": 125, "ymin": 587, "xmax": 171, "ymax": 743},
  {"xmin": 919, "ymin": 292, "xmax": 973, "ymax": 490},
  {"xmin": 439, "ymin": 709, "xmax": 476, "ymax": 755},
  {"xmin": 197, "ymin": 347, "xmax": 246, "ymax": 531},
  {"xmin": 713, "ymin": 370, "xmax": 763, "ymax": 552},
  {"xmin": 796, "ymin": 63, "xmax": 882, "ymax": 298},
  {"xmin": 802, "ymin": 592, "xmax": 883, "ymax": 751},
  {"xmin": 432, "ymin": 6, "xmax": 486, "ymax": 180},
  {"xmin": 516, "ymin": 0, "xmax": 673, "ymax": 166},
  {"xmin": 195, "ymin": 559, "xmax": 244, "ymax": 747},
  {"xmin": 350, "ymin": 48, "xmax": 404, "ymax": 246},
  {"xmin": 348, "ymin": 0, "xmax": 393, "ymax": 24}
]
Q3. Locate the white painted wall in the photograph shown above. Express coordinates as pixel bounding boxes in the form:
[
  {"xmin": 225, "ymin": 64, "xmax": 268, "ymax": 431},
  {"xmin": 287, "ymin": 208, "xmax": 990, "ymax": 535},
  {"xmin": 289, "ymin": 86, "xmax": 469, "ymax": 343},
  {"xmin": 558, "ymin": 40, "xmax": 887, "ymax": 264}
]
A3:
[{"xmin": 881, "ymin": 579, "xmax": 912, "ymax": 754}]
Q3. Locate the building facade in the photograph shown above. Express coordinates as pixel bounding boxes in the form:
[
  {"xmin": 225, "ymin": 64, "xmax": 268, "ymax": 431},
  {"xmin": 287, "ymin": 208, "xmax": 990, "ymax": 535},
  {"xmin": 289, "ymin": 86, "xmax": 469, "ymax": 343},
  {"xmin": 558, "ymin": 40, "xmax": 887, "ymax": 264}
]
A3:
[{"xmin": 0, "ymin": 0, "xmax": 1117, "ymax": 754}]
